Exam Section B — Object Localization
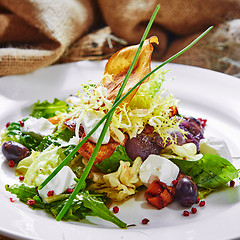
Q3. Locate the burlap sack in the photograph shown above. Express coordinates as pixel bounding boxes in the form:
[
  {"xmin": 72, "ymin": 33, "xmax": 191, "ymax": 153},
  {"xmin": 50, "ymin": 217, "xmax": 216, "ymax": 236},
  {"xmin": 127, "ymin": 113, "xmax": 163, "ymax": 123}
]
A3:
[
  {"xmin": 0, "ymin": 0, "xmax": 240, "ymax": 76},
  {"xmin": 0, "ymin": 0, "xmax": 94, "ymax": 75},
  {"xmin": 98, "ymin": 0, "xmax": 240, "ymax": 76}
]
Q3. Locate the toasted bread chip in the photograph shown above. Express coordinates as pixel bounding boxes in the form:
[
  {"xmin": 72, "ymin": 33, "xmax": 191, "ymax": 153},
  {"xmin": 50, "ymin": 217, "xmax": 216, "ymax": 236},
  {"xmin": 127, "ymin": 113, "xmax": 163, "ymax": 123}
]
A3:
[
  {"xmin": 78, "ymin": 135, "xmax": 128, "ymax": 164},
  {"xmin": 100, "ymin": 36, "xmax": 159, "ymax": 104},
  {"xmin": 78, "ymin": 141, "xmax": 119, "ymax": 164},
  {"xmin": 48, "ymin": 116, "xmax": 61, "ymax": 124}
]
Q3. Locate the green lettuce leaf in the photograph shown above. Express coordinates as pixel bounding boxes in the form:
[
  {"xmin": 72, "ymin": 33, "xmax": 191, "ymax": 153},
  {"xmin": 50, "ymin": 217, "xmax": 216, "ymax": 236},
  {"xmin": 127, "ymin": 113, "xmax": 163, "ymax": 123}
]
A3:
[
  {"xmin": 171, "ymin": 154, "xmax": 239, "ymax": 189},
  {"xmin": 95, "ymin": 145, "xmax": 132, "ymax": 173},
  {"xmin": 16, "ymin": 151, "xmax": 40, "ymax": 176},
  {"xmin": 198, "ymin": 187, "xmax": 214, "ymax": 199},
  {"xmin": 23, "ymin": 145, "xmax": 65, "ymax": 186},
  {"xmin": 30, "ymin": 98, "xmax": 68, "ymax": 119}
]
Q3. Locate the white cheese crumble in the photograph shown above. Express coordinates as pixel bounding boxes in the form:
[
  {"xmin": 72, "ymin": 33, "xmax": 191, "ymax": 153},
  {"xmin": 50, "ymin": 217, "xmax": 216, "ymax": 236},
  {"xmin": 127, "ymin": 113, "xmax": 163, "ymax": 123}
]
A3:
[
  {"xmin": 200, "ymin": 137, "xmax": 232, "ymax": 162},
  {"xmin": 38, "ymin": 166, "xmax": 76, "ymax": 200},
  {"xmin": 82, "ymin": 111, "xmax": 110, "ymax": 144},
  {"xmin": 139, "ymin": 154, "xmax": 179, "ymax": 186},
  {"xmin": 22, "ymin": 117, "xmax": 56, "ymax": 139}
]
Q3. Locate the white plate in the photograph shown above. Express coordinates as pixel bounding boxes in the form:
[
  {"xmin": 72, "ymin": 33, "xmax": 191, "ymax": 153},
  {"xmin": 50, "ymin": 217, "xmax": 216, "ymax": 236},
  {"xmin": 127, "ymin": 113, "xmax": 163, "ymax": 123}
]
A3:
[{"xmin": 0, "ymin": 61, "xmax": 240, "ymax": 240}]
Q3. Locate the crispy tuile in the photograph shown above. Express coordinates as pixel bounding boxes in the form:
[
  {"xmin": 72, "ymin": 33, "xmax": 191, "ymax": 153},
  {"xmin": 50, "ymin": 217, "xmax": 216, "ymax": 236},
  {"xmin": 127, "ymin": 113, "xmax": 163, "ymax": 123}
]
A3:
[{"xmin": 100, "ymin": 36, "xmax": 159, "ymax": 104}]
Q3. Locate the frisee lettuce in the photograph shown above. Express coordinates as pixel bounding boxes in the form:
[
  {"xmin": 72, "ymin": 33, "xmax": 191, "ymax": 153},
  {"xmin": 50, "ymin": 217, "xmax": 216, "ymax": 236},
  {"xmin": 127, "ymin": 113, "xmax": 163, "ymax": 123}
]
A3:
[
  {"xmin": 130, "ymin": 68, "xmax": 168, "ymax": 109},
  {"xmin": 111, "ymin": 68, "xmax": 181, "ymax": 140}
]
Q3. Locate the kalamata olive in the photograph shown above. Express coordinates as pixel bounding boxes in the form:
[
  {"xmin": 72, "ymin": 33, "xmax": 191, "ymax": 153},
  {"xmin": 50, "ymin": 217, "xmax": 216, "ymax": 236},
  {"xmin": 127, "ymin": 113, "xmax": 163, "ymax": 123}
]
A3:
[
  {"xmin": 179, "ymin": 117, "xmax": 203, "ymax": 138},
  {"xmin": 176, "ymin": 116, "xmax": 204, "ymax": 152},
  {"xmin": 153, "ymin": 131, "xmax": 185, "ymax": 148},
  {"xmin": 2, "ymin": 141, "xmax": 29, "ymax": 162},
  {"xmin": 175, "ymin": 177, "xmax": 198, "ymax": 207},
  {"xmin": 125, "ymin": 133, "xmax": 161, "ymax": 161}
]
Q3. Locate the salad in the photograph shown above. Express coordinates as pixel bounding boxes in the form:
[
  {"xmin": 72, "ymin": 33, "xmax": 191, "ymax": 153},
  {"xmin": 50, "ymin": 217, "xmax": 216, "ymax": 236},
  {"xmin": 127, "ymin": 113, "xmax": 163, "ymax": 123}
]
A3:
[{"xmin": 0, "ymin": 36, "xmax": 239, "ymax": 229}]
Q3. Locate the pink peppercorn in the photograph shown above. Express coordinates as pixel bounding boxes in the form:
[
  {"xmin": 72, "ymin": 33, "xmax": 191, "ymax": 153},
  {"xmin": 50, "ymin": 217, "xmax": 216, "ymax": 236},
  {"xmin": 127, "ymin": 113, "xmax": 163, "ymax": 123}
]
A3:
[
  {"xmin": 66, "ymin": 188, "xmax": 73, "ymax": 194},
  {"xmin": 113, "ymin": 206, "xmax": 119, "ymax": 214},
  {"xmin": 183, "ymin": 210, "xmax": 189, "ymax": 216},
  {"xmin": 19, "ymin": 176, "xmax": 24, "ymax": 181},
  {"xmin": 199, "ymin": 200, "xmax": 205, "ymax": 207},
  {"xmin": 8, "ymin": 160, "xmax": 15, "ymax": 168},
  {"xmin": 19, "ymin": 120, "xmax": 24, "ymax": 127},
  {"xmin": 142, "ymin": 218, "xmax": 150, "ymax": 224},
  {"xmin": 198, "ymin": 118, "xmax": 207, "ymax": 128},
  {"xmin": 230, "ymin": 180, "xmax": 235, "ymax": 187},
  {"xmin": 27, "ymin": 199, "xmax": 35, "ymax": 206},
  {"xmin": 172, "ymin": 180, "xmax": 178, "ymax": 185},
  {"xmin": 47, "ymin": 190, "xmax": 55, "ymax": 197},
  {"xmin": 191, "ymin": 207, "xmax": 197, "ymax": 214}
]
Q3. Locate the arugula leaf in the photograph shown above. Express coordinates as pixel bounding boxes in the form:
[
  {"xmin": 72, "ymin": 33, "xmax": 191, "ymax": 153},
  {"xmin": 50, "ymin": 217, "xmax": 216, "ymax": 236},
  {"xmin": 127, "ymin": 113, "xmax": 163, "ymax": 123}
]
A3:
[
  {"xmin": 46, "ymin": 195, "xmax": 91, "ymax": 221},
  {"xmin": 57, "ymin": 128, "xmax": 75, "ymax": 142},
  {"xmin": 82, "ymin": 191, "xmax": 127, "ymax": 228},
  {"xmin": 35, "ymin": 135, "xmax": 60, "ymax": 152},
  {"xmin": 171, "ymin": 154, "xmax": 239, "ymax": 189},
  {"xmin": 36, "ymin": 128, "xmax": 74, "ymax": 152},
  {"xmin": 5, "ymin": 184, "xmax": 44, "ymax": 209},
  {"xmin": 30, "ymin": 98, "xmax": 68, "ymax": 119},
  {"xmin": 5, "ymin": 184, "xmax": 126, "ymax": 228},
  {"xmin": 20, "ymin": 134, "xmax": 40, "ymax": 150},
  {"xmin": 5, "ymin": 122, "xmax": 22, "ymax": 141},
  {"xmin": 95, "ymin": 145, "xmax": 132, "ymax": 173}
]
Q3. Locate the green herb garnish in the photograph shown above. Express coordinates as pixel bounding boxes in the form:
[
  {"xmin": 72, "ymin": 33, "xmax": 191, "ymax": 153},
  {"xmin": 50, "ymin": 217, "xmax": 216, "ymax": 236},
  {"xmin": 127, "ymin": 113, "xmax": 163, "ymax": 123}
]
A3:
[{"xmin": 36, "ymin": 128, "xmax": 74, "ymax": 151}]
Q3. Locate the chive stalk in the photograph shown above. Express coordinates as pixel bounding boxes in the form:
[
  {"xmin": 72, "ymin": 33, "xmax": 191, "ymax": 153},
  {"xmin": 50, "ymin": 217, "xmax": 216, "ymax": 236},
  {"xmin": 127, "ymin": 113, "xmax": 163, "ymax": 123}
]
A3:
[{"xmin": 56, "ymin": 4, "xmax": 161, "ymax": 221}]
